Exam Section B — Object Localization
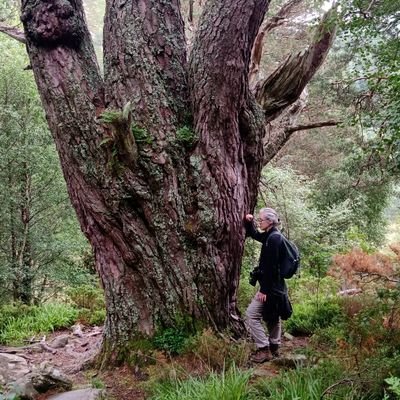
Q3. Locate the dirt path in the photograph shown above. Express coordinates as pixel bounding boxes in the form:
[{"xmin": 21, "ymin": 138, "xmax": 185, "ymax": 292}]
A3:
[{"xmin": 1, "ymin": 328, "xmax": 309, "ymax": 399}]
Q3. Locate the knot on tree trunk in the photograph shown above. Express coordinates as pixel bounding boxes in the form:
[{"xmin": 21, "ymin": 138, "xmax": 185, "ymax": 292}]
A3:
[{"xmin": 21, "ymin": 0, "xmax": 83, "ymax": 48}]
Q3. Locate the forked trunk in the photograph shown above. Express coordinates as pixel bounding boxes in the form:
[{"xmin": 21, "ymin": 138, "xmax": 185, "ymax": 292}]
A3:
[{"xmin": 20, "ymin": 0, "xmax": 270, "ymax": 363}]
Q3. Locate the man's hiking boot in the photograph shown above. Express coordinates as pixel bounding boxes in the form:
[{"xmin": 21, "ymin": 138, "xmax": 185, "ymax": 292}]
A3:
[
  {"xmin": 270, "ymin": 343, "xmax": 280, "ymax": 358},
  {"xmin": 250, "ymin": 346, "xmax": 272, "ymax": 363}
]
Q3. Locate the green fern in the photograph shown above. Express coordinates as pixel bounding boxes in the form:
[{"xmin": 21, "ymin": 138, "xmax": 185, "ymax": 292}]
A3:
[{"xmin": 131, "ymin": 124, "xmax": 152, "ymax": 144}]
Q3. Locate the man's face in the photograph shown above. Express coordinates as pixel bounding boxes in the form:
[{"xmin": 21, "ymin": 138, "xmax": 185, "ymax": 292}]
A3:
[{"xmin": 257, "ymin": 213, "xmax": 273, "ymax": 231}]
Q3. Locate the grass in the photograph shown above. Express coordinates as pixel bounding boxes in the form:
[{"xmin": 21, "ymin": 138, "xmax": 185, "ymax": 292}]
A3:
[
  {"xmin": 150, "ymin": 365, "xmax": 252, "ymax": 400},
  {"xmin": 0, "ymin": 303, "xmax": 78, "ymax": 345},
  {"xmin": 251, "ymin": 361, "xmax": 362, "ymax": 400}
]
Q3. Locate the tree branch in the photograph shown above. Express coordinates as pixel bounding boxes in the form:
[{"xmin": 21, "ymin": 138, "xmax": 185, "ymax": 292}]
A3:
[
  {"xmin": 0, "ymin": 23, "xmax": 26, "ymax": 44},
  {"xmin": 249, "ymin": 0, "xmax": 304, "ymax": 88},
  {"xmin": 256, "ymin": 6, "xmax": 337, "ymax": 122},
  {"xmin": 263, "ymin": 117, "xmax": 340, "ymax": 166},
  {"xmin": 285, "ymin": 119, "xmax": 340, "ymax": 133},
  {"xmin": 263, "ymin": 91, "xmax": 307, "ymax": 165}
]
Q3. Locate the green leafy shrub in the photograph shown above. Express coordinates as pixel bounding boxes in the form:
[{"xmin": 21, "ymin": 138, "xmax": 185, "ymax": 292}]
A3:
[
  {"xmin": 385, "ymin": 377, "xmax": 400, "ymax": 399},
  {"xmin": 0, "ymin": 303, "xmax": 78, "ymax": 345},
  {"xmin": 285, "ymin": 299, "xmax": 343, "ymax": 335},
  {"xmin": 67, "ymin": 284, "xmax": 105, "ymax": 311},
  {"xmin": 76, "ymin": 308, "xmax": 106, "ymax": 326},
  {"xmin": 89, "ymin": 309, "xmax": 106, "ymax": 326},
  {"xmin": 153, "ymin": 327, "xmax": 191, "ymax": 355}
]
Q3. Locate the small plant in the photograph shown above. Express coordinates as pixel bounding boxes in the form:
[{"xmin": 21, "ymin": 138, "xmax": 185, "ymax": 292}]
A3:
[
  {"xmin": 385, "ymin": 377, "xmax": 400, "ymax": 398},
  {"xmin": 91, "ymin": 376, "xmax": 106, "ymax": 389},
  {"xmin": 176, "ymin": 126, "xmax": 196, "ymax": 146},
  {"xmin": 131, "ymin": 124, "xmax": 152, "ymax": 144},
  {"xmin": 99, "ymin": 110, "xmax": 122, "ymax": 124},
  {"xmin": 153, "ymin": 327, "xmax": 191, "ymax": 355},
  {"xmin": 89, "ymin": 309, "xmax": 106, "ymax": 326}
]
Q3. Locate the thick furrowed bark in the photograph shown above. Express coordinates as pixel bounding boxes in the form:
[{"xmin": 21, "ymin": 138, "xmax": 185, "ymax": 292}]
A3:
[
  {"xmin": 190, "ymin": 0, "xmax": 270, "ymax": 321},
  {"xmin": 103, "ymin": 0, "xmax": 188, "ymax": 128},
  {"xmin": 101, "ymin": 0, "xmax": 210, "ymax": 341}
]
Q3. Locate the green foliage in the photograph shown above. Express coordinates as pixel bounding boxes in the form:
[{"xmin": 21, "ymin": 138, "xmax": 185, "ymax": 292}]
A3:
[
  {"xmin": 285, "ymin": 298, "xmax": 343, "ymax": 335},
  {"xmin": 99, "ymin": 110, "xmax": 122, "ymax": 124},
  {"xmin": 67, "ymin": 284, "xmax": 105, "ymax": 326},
  {"xmin": 67, "ymin": 284, "xmax": 104, "ymax": 311},
  {"xmin": 0, "ymin": 34, "xmax": 90, "ymax": 305},
  {"xmin": 176, "ymin": 126, "xmax": 196, "ymax": 146},
  {"xmin": 153, "ymin": 327, "xmax": 192, "ymax": 355},
  {"xmin": 91, "ymin": 377, "xmax": 106, "ymax": 389},
  {"xmin": 337, "ymin": 0, "xmax": 400, "ymax": 175},
  {"xmin": 385, "ymin": 377, "xmax": 400, "ymax": 398},
  {"xmin": 150, "ymin": 365, "xmax": 252, "ymax": 400},
  {"xmin": 190, "ymin": 329, "xmax": 250, "ymax": 371},
  {"xmin": 252, "ymin": 361, "xmax": 362, "ymax": 400},
  {"xmin": 282, "ymin": 274, "xmax": 343, "ymax": 335},
  {"xmin": 131, "ymin": 123, "xmax": 152, "ymax": 144},
  {"xmin": 0, "ymin": 303, "xmax": 78, "ymax": 345}
]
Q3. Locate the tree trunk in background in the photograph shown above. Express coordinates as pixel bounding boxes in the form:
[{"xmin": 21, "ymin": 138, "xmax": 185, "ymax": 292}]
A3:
[
  {"xmin": 18, "ymin": 0, "xmax": 334, "ymax": 364},
  {"xmin": 18, "ymin": 162, "xmax": 33, "ymax": 304}
]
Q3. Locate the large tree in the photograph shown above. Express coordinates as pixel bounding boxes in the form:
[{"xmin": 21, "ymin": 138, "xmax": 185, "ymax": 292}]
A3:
[{"xmin": 1, "ymin": 0, "xmax": 335, "ymax": 363}]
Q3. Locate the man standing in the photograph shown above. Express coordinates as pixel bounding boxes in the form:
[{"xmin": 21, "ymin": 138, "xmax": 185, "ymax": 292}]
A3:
[{"xmin": 244, "ymin": 207, "xmax": 286, "ymax": 363}]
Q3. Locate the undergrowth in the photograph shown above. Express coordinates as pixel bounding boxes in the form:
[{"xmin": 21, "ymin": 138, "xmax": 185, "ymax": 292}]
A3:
[
  {"xmin": 150, "ymin": 364, "xmax": 252, "ymax": 400},
  {"xmin": 251, "ymin": 360, "xmax": 362, "ymax": 400},
  {"xmin": 0, "ymin": 303, "xmax": 78, "ymax": 345}
]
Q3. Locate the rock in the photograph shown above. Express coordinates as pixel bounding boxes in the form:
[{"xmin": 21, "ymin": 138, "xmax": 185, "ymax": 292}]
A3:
[
  {"xmin": 272, "ymin": 354, "xmax": 308, "ymax": 369},
  {"xmin": 0, "ymin": 353, "xmax": 31, "ymax": 385},
  {"xmin": 283, "ymin": 332, "xmax": 294, "ymax": 341},
  {"xmin": 252, "ymin": 367, "xmax": 279, "ymax": 378},
  {"xmin": 51, "ymin": 335, "xmax": 69, "ymax": 349},
  {"xmin": 72, "ymin": 324, "xmax": 84, "ymax": 338},
  {"xmin": 48, "ymin": 389, "xmax": 105, "ymax": 400},
  {"xmin": 28, "ymin": 345, "xmax": 44, "ymax": 354},
  {"xmin": 8, "ymin": 379, "xmax": 39, "ymax": 399},
  {"xmin": 30, "ymin": 366, "xmax": 72, "ymax": 393},
  {"xmin": 1, "ymin": 365, "xmax": 72, "ymax": 399}
]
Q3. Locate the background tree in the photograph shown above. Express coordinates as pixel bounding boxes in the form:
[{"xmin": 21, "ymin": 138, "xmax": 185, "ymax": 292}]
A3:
[{"xmin": 0, "ymin": 34, "xmax": 89, "ymax": 305}]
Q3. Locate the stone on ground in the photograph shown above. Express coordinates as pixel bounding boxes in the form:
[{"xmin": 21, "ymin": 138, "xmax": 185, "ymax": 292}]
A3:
[{"xmin": 48, "ymin": 388, "xmax": 105, "ymax": 400}]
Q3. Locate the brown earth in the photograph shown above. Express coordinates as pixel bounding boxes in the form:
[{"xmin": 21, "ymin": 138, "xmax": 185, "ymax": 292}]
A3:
[{"xmin": 3, "ymin": 327, "xmax": 309, "ymax": 399}]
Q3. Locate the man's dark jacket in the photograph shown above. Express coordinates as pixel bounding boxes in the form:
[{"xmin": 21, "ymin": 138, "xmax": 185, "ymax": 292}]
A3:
[{"xmin": 245, "ymin": 221, "xmax": 292, "ymax": 322}]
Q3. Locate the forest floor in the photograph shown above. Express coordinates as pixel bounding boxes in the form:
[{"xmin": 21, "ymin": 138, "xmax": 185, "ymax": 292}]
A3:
[{"xmin": 4, "ymin": 326, "xmax": 310, "ymax": 399}]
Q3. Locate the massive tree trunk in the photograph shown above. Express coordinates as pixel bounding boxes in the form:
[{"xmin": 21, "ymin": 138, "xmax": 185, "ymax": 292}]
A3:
[{"xmin": 18, "ymin": 0, "xmax": 334, "ymax": 364}]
